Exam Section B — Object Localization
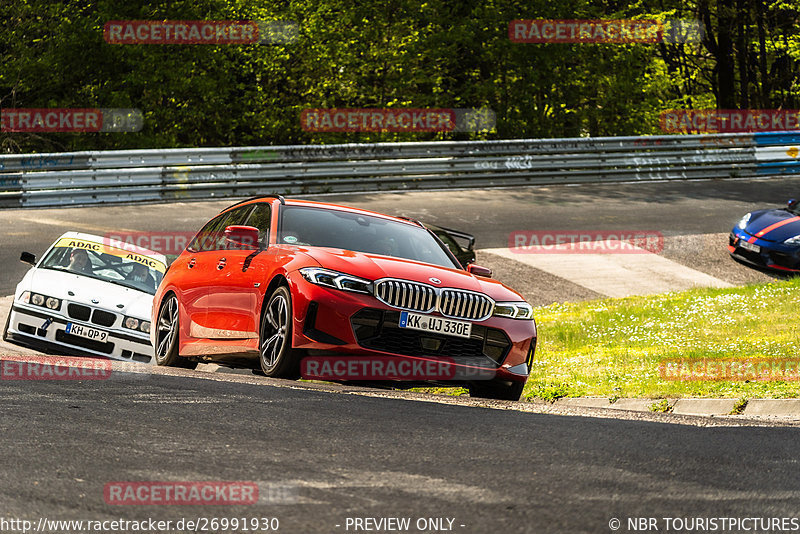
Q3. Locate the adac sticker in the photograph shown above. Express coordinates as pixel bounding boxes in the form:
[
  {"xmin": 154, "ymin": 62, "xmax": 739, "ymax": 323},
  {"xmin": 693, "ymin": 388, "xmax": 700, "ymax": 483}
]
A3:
[{"xmin": 54, "ymin": 238, "xmax": 166, "ymax": 273}]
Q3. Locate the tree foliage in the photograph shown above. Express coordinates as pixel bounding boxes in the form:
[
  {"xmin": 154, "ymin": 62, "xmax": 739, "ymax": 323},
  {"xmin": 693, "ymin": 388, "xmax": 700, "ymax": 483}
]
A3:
[{"xmin": 1, "ymin": 0, "xmax": 798, "ymax": 152}]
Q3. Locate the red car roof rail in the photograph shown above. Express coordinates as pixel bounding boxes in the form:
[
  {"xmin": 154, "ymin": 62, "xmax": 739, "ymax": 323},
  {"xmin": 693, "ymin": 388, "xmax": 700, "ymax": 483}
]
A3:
[{"xmin": 220, "ymin": 195, "xmax": 286, "ymax": 212}]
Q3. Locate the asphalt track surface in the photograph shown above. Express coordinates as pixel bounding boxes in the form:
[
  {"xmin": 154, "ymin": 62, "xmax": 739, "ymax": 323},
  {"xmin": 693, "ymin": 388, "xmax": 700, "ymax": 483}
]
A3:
[
  {"xmin": 2, "ymin": 364, "xmax": 800, "ymax": 534},
  {"xmin": 2, "ymin": 177, "xmax": 800, "ymax": 533},
  {"xmin": 0, "ymin": 175, "xmax": 793, "ymax": 300}
]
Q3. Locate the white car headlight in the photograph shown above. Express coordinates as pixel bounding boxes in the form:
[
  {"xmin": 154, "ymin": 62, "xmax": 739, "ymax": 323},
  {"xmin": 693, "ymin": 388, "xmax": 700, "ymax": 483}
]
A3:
[
  {"xmin": 24, "ymin": 292, "xmax": 61, "ymax": 310},
  {"xmin": 784, "ymin": 235, "xmax": 800, "ymax": 245},
  {"xmin": 493, "ymin": 301, "xmax": 534, "ymax": 320},
  {"xmin": 299, "ymin": 267, "xmax": 372, "ymax": 294},
  {"xmin": 737, "ymin": 213, "xmax": 751, "ymax": 230},
  {"xmin": 123, "ymin": 316, "xmax": 151, "ymax": 333}
]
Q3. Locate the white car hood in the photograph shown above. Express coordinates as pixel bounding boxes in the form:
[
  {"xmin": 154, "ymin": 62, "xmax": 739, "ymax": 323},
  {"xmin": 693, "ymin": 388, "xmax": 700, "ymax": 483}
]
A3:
[{"xmin": 19, "ymin": 268, "xmax": 154, "ymax": 320}]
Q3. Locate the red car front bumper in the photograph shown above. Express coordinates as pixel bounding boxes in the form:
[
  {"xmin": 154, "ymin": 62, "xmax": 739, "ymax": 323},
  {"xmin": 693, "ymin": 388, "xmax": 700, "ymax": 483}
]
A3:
[{"xmin": 286, "ymin": 271, "xmax": 537, "ymax": 384}]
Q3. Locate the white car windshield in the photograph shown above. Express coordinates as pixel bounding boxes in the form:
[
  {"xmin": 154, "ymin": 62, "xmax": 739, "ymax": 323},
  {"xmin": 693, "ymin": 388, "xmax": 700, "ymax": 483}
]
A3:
[{"xmin": 39, "ymin": 239, "xmax": 165, "ymax": 295}]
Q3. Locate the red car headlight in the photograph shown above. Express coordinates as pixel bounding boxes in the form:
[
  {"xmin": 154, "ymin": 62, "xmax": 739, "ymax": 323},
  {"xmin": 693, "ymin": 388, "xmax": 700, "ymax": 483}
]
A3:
[
  {"xmin": 493, "ymin": 301, "xmax": 534, "ymax": 320},
  {"xmin": 299, "ymin": 267, "xmax": 373, "ymax": 295}
]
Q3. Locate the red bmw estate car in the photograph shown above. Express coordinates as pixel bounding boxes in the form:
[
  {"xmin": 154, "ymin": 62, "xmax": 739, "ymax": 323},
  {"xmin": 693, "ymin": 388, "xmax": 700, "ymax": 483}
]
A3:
[{"xmin": 152, "ymin": 196, "xmax": 536, "ymax": 400}]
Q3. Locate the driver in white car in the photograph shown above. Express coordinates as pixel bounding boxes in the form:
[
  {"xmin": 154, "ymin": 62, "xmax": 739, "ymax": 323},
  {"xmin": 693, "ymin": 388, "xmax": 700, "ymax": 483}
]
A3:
[
  {"xmin": 67, "ymin": 248, "xmax": 92, "ymax": 274},
  {"xmin": 126, "ymin": 262, "xmax": 156, "ymax": 291}
]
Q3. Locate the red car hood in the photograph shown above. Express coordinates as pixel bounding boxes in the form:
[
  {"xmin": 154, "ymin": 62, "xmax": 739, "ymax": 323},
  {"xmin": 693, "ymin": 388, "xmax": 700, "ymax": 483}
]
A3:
[{"xmin": 291, "ymin": 246, "xmax": 524, "ymax": 301}]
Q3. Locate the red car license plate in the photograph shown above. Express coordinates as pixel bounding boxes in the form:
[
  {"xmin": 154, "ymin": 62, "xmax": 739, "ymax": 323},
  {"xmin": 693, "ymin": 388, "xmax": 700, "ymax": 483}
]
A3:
[{"xmin": 399, "ymin": 311, "xmax": 471, "ymax": 339}]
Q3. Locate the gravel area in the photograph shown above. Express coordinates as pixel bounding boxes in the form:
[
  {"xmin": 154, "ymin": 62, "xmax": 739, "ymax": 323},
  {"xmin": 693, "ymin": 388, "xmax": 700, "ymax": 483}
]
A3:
[{"xmin": 660, "ymin": 232, "xmax": 781, "ymax": 285}]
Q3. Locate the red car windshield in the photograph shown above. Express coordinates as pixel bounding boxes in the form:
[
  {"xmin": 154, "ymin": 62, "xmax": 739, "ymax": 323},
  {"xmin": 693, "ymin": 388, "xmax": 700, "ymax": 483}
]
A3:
[{"xmin": 279, "ymin": 206, "xmax": 458, "ymax": 269}]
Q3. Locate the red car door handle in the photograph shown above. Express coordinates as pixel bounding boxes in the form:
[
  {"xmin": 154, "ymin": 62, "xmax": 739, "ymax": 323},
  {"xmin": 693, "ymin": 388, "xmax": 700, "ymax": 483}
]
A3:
[
  {"xmin": 188, "ymin": 258, "xmax": 196, "ymax": 269},
  {"xmin": 217, "ymin": 258, "xmax": 227, "ymax": 270}
]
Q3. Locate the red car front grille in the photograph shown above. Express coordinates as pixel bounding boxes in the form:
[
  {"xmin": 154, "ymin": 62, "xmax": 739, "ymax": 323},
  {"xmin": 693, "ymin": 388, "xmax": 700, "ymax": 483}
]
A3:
[
  {"xmin": 439, "ymin": 289, "xmax": 493, "ymax": 321},
  {"xmin": 374, "ymin": 279, "xmax": 437, "ymax": 313},
  {"xmin": 374, "ymin": 279, "xmax": 494, "ymax": 321}
]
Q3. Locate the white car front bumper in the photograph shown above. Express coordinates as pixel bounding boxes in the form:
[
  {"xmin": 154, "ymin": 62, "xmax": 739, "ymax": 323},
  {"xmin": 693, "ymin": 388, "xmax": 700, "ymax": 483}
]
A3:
[{"xmin": 5, "ymin": 302, "xmax": 153, "ymax": 363}]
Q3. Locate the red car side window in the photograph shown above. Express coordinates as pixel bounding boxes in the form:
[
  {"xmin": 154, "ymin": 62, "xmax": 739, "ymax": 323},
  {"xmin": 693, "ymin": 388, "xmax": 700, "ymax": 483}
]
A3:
[
  {"xmin": 243, "ymin": 203, "xmax": 271, "ymax": 248},
  {"xmin": 188, "ymin": 205, "xmax": 255, "ymax": 252}
]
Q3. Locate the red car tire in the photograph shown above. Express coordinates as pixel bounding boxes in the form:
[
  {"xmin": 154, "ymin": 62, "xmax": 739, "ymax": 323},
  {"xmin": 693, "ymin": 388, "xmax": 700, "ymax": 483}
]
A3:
[{"xmin": 259, "ymin": 286, "xmax": 301, "ymax": 379}]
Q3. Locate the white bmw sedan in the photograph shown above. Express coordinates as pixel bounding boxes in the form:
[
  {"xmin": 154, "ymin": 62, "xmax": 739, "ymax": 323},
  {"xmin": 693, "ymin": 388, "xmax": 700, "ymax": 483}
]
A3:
[{"xmin": 3, "ymin": 232, "xmax": 166, "ymax": 363}]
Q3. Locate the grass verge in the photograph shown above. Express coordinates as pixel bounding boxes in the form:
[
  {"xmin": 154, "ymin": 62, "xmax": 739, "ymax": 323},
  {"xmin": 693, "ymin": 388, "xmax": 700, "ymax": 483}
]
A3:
[{"xmin": 523, "ymin": 277, "xmax": 800, "ymax": 401}]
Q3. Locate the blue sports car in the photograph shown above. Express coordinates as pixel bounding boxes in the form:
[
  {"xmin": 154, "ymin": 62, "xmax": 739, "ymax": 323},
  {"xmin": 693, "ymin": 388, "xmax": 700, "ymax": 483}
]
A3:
[{"xmin": 729, "ymin": 199, "xmax": 800, "ymax": 272}]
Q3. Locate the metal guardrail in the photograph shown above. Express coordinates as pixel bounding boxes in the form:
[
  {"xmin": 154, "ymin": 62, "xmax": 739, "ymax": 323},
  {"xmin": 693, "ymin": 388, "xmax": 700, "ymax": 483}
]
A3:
[{"xmin": 0, "ymin": 132, "xmax": 798, "ymax": 208}]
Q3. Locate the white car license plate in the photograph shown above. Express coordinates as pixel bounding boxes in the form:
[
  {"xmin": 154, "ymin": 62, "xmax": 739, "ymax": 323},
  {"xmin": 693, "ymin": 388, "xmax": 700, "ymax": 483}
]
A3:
[
  {"xmin": 739, "ymin": 240, "xmax": 760, "ymax": 253},
  {"xmin": 399, "ymin": 311, "xmax": 472, "ymax": 339},
  {"xmin": 65, "ymin": 323, "xmax": 108, "ymax": 342}
]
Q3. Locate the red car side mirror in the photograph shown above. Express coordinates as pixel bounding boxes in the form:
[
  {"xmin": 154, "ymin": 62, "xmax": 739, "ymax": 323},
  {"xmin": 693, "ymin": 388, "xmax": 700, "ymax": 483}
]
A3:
[
  {"xmin": 224, "ymin": 225, "xmax": 260, "ymax": 249},
  {"xmin": 467, "ymin": 264, "xmax": 492, "ymax": 278}
]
